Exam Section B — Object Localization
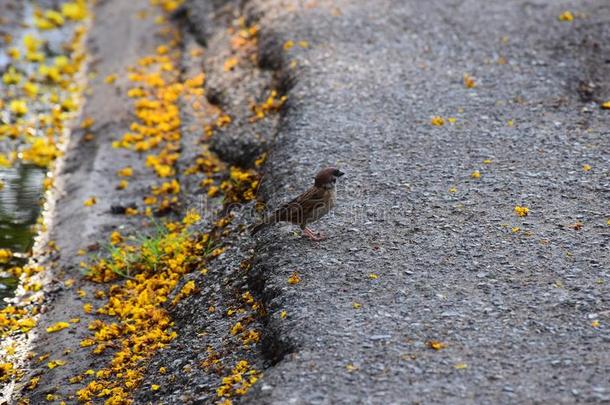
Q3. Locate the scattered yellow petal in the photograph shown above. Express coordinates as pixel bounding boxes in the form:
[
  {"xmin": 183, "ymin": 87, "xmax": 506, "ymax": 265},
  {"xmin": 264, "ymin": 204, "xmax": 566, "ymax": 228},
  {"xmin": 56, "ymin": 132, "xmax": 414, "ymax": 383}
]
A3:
[
  {"xmin": 591, "ymin": 320, "xmax": 600, "ymax": 328},
  {"xmin": 280, "ymin": 310, "xmax": 287, "ymax": 319},
  {"xmin": 81, "ymin": 117, "xmax": 95, "ymax": 129},
  {"xmin": 454, "ymin": 363, "xmax": 468, "ymax": 369},
  {"xmin": 230, "ymin": 322, "xmax": 244, "ymax": 336},
  {"xmin": 449, "ymin": 187, "xmax": 457, "ymax": 193},
  {"xmin": 62, "ymin": 2, "xmax": 88, "ymax": 20},
  {"xmin": 104, "ymin": 74, "xmax": 117, "ymax": 84},
  {"xmin": 368, "ymin": 273, "xmax": 379, "ymax": 280},
  {"xmin": 3, "ymin": 67, "xmax": 22, "ymax": 85},
  {"xmin": 558, "ymin": 11, "xmax": 574, "ymax": 21},
  {"xmin": 69, "ymin": 375, "xmax": 84, "ymax": 384},
  {"xmin": 9, "ymin": 99, "xmax": 28, "ymax": 116},
  {"xmin": 23, "ymin": 82, "xmax": 39, "ymax": 98},
  {"xmin": 483, "ymin": 159, "xmax": 492, "ymax": 164},
  {"xmin": 0, "ymin": 154, "xmax": 12, "ymax": 168},
  {"xmin": 27, "ymin": 376, "xmax": 40, "ymax": 390},
  {"xmin": 470, "ymin": 170, "xmax": 481, "ymax": 179},
  {"xmin": 151, "ymin": 384, "xmax": 160, "ymax": 391},
  {"xmin": 582, "ymin": 164, "xmax": 591, "ymax": 172},
  {"xmin": 287, "ymin": 272, "xmax": 301, "ymax": 285},
  {"xmin": 427, "ymin": 340, "xmax": 446, "ymax": 350},
  {"xmin": 514, "ymin": 206, "xmax": 529, "ymax": 217},
  {"xmin": 283, "ymin": 40, "xmax": 294, "ymax": 50},
  {"xmin": 223, "ymin": 57, "xmax": 238, "ymax": 71},
  {"xmin": 601, "ymin": 101, "xmax": 610, "ymax": 109},
  {"xmin": 345, "ymin": 363, "xmax": 358, "ymax": 372},
  {"xmin": 431, "ymin": 116, "xmax": 445, "ymax": 126},
  {"xmin": 48, "ymin": 359, "xmax": 66, "ymax": 369},
  {"xmin": 18, "ymin": 318, "xmax": 37, "ymax": 332},
  {"xmin": 463, "ymin": 73, "xmax": 476, "ymax": 88},
  {"xmin": 352, "ymin": 302, "xmax": 361, "ymax": 309},
  {"xmin": 110, "ymin": 231, "xmax": 123, "ymax": 245},
  {"xmin": 80, "ymin": 339, "xmax": 95, "ymax": 348},
  {"xmin": 7, "ymin": 47, "xmax": 20, "ymax": 59},
  {"xmin": 0, "ymin": 249, "xmax": 12, "ymax": 263},
  {"xmin": 45, "ymin": 10, "xmax": 65, "ymax": 26},
  {"xmin": 83, "ymin": 197, "xmax": 96, "ymax": 207},
  {"xmin": 46, "ymin": 322, "xmax": 70, "ymax": 333},
  {"xmin": 23, "ymin": 34, "xmax": 41, "ymax": 52}
]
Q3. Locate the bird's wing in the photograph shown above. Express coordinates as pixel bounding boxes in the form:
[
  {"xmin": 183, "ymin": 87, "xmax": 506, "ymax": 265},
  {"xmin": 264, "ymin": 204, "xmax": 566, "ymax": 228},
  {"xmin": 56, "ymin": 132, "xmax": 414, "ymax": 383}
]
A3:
[{"xmin": 272, "ymin": 186, "xmax": 327, "ymax": 226}]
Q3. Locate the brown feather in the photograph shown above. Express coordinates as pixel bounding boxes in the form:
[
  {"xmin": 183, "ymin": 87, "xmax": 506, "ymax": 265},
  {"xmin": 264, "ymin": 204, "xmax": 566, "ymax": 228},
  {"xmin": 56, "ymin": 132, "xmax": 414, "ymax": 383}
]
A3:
[
  {"xmin": 251, "ymin": 167, "xmax": 342, "ymax": 236},
  {"xmin": 274, "ymin": 186, "xmax": 327, "ymax": 227},
  {"xmin": 251, "ymin": 186, "xmax": 332, "ymax": 234}
]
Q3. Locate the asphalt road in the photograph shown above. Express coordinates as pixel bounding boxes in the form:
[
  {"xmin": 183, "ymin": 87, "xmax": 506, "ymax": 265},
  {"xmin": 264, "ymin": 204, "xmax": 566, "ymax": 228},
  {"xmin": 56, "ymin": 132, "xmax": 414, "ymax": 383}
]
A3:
[
  {"xmin": 244, "ymin": 0, "xmax": 610, "ymax": 403},
  {"xmin": 3, "ymin": 0, "xmax": 609, "ymax": 403}
]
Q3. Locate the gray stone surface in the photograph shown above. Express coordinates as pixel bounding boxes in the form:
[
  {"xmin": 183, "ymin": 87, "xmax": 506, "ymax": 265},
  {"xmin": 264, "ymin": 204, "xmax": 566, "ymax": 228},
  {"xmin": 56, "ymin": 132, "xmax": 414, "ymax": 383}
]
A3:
[
  {"xmin": 244, "ymin": 0, "xmax": 610, "ymax": 403},
  {"xmin": 3, "ymin": 0, "xmax": 609, "ymax": 403}
]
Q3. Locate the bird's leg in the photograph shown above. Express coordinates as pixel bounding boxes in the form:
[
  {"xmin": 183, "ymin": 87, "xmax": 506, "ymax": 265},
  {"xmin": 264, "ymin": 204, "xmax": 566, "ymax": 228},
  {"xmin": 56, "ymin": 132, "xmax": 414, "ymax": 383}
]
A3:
[{"xmin": 303, "ymin": 227, "xmax": 327, "ymax": 241}]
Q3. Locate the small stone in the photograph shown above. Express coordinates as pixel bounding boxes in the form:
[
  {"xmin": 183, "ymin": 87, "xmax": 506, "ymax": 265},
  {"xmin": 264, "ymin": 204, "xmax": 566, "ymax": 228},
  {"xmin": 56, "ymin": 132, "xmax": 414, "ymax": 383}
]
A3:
[{"xmin": 369, "ymin": 334, "xmax": 392, "ymax": 340}]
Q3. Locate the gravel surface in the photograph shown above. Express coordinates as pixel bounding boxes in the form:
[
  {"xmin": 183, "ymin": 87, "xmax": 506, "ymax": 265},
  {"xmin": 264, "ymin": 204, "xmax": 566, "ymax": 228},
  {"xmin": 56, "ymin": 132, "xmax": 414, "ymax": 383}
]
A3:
[
  {"xmin": 241, "ymin": 0, "xmax": 610, "ymax": 403},
  {"xmin": 3, "ymin": 0, "xmax": 609, "ymax": 403}
]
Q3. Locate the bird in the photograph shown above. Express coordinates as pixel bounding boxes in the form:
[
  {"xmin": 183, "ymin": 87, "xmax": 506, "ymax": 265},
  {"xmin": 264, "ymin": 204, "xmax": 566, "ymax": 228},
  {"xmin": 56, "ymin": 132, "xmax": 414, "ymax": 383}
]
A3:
[{"xmin": 251, "ymin": 167, "xmax": 344, "ymax": 241}]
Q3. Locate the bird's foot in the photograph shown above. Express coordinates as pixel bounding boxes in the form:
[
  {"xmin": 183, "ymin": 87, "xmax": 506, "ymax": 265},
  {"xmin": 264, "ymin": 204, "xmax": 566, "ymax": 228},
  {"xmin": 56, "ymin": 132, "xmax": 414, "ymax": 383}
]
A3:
[{"xmin": 303, "ymin": 227, "xmax": 327, "ymax": 241}]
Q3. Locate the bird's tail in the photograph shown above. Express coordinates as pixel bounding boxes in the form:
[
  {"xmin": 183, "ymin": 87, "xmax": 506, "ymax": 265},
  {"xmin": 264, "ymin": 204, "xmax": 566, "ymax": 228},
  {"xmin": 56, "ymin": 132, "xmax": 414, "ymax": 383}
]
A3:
[
  {"xmin": 251, "ymin": 209, "xmax": 281, "ymax": 235},
  {"xmin": 250, "ymin": 219, "xmax": 270, "ymax": 235}
]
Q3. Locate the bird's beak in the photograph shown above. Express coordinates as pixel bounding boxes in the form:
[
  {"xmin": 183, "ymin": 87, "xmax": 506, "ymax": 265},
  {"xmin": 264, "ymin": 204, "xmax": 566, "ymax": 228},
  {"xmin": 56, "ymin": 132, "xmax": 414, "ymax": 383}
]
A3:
[{"xmin": 336, "ymin": 170, "xmax": 344, "ymax": 177}]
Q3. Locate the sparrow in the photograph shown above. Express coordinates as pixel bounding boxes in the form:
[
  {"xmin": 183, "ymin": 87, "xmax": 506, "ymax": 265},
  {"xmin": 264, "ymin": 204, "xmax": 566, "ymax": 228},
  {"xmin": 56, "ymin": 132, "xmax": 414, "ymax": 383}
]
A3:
[{"xmin": 251, "ymin": 167, "xmax": 344, "ymax": 241}]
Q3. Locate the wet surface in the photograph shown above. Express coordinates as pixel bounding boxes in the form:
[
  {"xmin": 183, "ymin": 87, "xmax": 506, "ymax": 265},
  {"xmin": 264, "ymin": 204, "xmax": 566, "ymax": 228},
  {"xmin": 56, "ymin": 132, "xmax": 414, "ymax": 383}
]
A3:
[
  {"xmin": 0, "ymin": 0, "xmax": 86, "ymax": 306},
  {"xmin": 0, "ymin": 165, "xmax": 45, "ymax": 305}
]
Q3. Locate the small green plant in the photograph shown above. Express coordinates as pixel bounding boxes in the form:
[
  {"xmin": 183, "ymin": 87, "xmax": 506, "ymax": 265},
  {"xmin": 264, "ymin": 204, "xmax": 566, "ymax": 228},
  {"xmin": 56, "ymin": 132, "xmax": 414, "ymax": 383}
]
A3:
[{"xmin": 82, "ymin": 213, "xmax": 214, "ymax": 283}]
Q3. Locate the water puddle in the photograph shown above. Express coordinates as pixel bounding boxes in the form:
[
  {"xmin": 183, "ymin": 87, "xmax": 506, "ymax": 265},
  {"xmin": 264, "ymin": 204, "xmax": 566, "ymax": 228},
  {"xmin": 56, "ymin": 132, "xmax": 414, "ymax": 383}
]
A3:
[
  {"xmin": 0, "ymin": 164, "xmax": 45, "ymax": 305},
  {"xmin": 0, "ymin": 0, "xmax": 90, "ymax": 307}
]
